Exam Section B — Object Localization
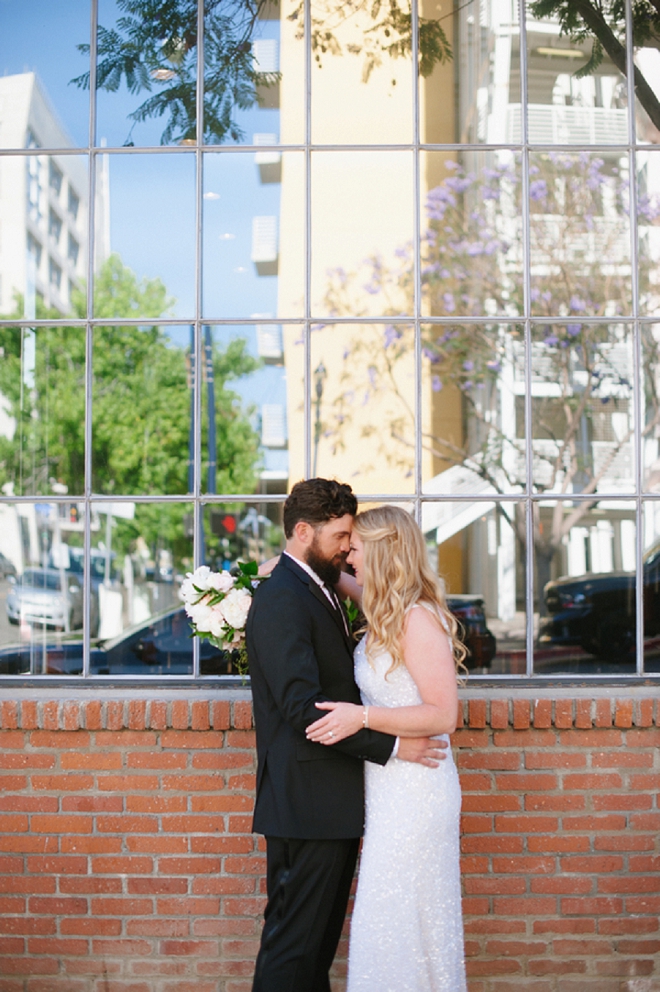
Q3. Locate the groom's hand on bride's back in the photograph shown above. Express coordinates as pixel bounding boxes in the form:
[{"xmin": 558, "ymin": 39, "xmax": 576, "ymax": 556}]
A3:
[{"xmin": 397, "ymin": 737, "xmax": 449, "ymax": 767}]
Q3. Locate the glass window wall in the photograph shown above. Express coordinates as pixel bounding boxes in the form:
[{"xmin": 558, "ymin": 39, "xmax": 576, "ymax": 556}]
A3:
[{"xmin": 0, "ymin": 0, "xmax": 657, "ymax": 682}]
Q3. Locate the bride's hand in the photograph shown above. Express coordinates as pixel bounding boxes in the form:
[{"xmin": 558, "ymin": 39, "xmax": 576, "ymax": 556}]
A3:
[{"xmin": 305, "ymin": 701, "xmax": 364, "ymax": 744}]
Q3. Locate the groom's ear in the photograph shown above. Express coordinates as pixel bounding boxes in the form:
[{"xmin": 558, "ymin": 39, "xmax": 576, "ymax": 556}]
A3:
[{"xmin": 293, "ymin": 521, "xmax": 315, "ymax": 546}]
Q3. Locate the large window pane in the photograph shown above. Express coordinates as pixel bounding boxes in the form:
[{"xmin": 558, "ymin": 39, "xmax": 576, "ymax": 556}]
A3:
[
  {"xmin": 643, "ymin": 323, "xmax": 660, "ymax": 493},
  {"xmin": 529, "ymin": 151, "xmax": 632, "ymax": 318},
  {"xmin": 525, "ymin": 3, "xmax": 629, "ymax": 146},
  {"xmin": 424, "ymin": 2, "xmax": 520, "ymax": 145},
  {"xmin": 422, "ymin": 500, "xmax": 526, "ymax": 676},
  {"xmin": 0, "ymin": 501, "xmax": 86, "ymax": 675},
  {"xmin": 308, "ymin": 324, "xmax": 416, "ymax": 494},
  {"xmin": 638, "ymin": 150, "xmax": 660, "ymax": 318},
  {"xmin": 0, "ymin": 0, "xmax": 90, "ymax": 150},
  {"xmin": 421, "ymin": 323, "xmax": 525, "ymax": 496},
  {"xmin": 535, "ymin": 499, "xmax": 636, "ymax": 675},
  {"xmin": 203, "ymin": 152, "xmax": 304, "ymax": 319},
  {"xmin": 311, "ymin": 152, "xmax": 414, "ymax": 319},
  {"xmin": 94, "ymin": 153, "xmax": 196, "ymax": 319},
  {"xmin": 530, "ymin": 323, "xmax": 635, "ymax": 495},
  {"xmin": 0, "ymin": 153, "xmax": 88, "ymax": 319},
  {"xmin": 421, "ymin": 152, "xmax": 522, "ymax": 320},
  {"xmin": 202, "ymin": 325, "xmax": 293, "ymax": 498},
  {"xmin": 0, "ymin": 325, "xmax": 86, "ymax": 497},
  {"xmin": 92, "ymin": 325, "xmax": 191, "ymax": 496}
]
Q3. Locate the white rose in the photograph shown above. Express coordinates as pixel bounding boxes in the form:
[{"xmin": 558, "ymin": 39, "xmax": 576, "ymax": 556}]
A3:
[
  {"xmin": 208, "ymin": 606, "xmax": 227, "ymax": 639},
  {"xmin": 208, "ymin": 570, "xmax": 234, "ymax": 593},
  {"xmin": 187, "ymin": 601, "xmax": 212, "ymax": 631},
  {"xmin": 179, "ymin": 573, "xmax": 198, "ymax": 603},
  {"xmin": 190, "ymin": 565, "xmax": 213, "ymax": 591},
  {"xmin": 220, "ymin": 588, "xmax": 252, "ymax": 630}
]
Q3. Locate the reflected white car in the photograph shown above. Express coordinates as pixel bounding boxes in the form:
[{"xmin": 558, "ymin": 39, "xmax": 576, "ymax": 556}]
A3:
[{"xmin": 6, "ymin": 568, "xmax": 83, "ymax": 630}]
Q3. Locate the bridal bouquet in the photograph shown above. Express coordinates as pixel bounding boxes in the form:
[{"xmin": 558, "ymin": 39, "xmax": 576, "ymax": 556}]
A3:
[{"xmin": 180, "ymin": 561, "xmax": 265, "ymax": 675}]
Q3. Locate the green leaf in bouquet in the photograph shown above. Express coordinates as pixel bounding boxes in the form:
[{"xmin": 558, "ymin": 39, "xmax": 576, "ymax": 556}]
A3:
[{"xmin": 238, "ymin": 560, "xmax": 259, "ymax": 576}]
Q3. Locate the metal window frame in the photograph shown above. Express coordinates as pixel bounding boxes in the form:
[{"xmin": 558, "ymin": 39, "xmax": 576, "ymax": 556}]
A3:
[{"xmin": 0, "ymin": 0, "xmax": 657, "ymax": 686}]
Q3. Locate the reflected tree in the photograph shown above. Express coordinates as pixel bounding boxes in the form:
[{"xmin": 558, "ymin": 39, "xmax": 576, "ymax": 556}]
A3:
[
  {"xmin": 72, "ymin": 0, "xmax": 451, "ymax": 145},
  {"xmin": 322, "ymin": 154, "xmax": 660, "ymax": 596}
]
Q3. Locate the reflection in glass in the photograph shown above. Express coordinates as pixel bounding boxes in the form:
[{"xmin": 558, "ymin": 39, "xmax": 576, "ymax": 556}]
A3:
[
  {"xmin": 0, "ymin": 153, "xmax": 88, "ymax": 319},
  {"xmin": 311, "ymin": 0, "xmax": 414, "ymax": 144},
  {"xmin": 529, "ymin": 151, "xmax": 632, "ymax": 317},
  {"xmin": 203, "ymin": 326, "xmax": 291, "ymax": 497},
  {"xmin": 421, "ymin": 324, "xmax": 524, "ymax": 496},
  {"xmin": 92, "ymin": 325, "xmax": 190, "ymax": 496},
  {"xmin": 536, "ymin": 500, "xmax": 635, "ymax": 676},
  {"xmin": 424, "ymin": 2, "xmax": 519, "ymax": 145},
  {"xmin": 422, "ymin": 500, "xmax": 526, "ymax": 676},
  {"xmin": 309, "ymin": 324, "xmax": 416, "ymax": 494},
  {"xmin": 0, "ymin": 326, "xmax": 86, "ymax": 497},
  {"xmin": 530, "ymin": 323, "xmax": 635, "ymax": 495},
  {"xmin": 421, "ymin": 152, "xmax": 522, "ymax": 319},
  {"xmin": 87, "ymin": 501, "xmax": 193, "ymax": 674},
  {"xmin": 0, "ymin": 0, "xmax": 90, "ymax": 149},
  {"xmin": 642, "ymin": 324, "xmax": 660, "ymax": 493},
  {"xmin": 638, "ymin": 151, "xmax": 660, "ymax": 318},
  {"xmin": 311, "ymin": 152, "xmax": 414, "ymax": 319},
  {"xmin": 525, "ymin": 8, "xmax": 628, "ymax": 145},
  {"xmin": 94, "ymin": 153, "xmax": 195, "ymax": 319},
  {"xmin": 203, "ymin": 152, "xmax": 303, "ymax": 319},
  {"xmin": 0, "ymin": 501, "xmax": 87, "ymax": 675},
  {"xmin": 643, "ymin": 502, "xmax": 660, "ymax": 672}
]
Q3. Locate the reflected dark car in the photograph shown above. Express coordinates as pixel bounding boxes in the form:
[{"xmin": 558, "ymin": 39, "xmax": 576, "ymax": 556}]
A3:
[
  {"xmin": 446, "ymin": 595, "xmax": 496, "ymax": 670},
  {"xmin": 538, "ymin": 542, "xmax": 660, "ymax": 660},
  {"xmin": 0, "ymin": 607, "xmax": 232, "ymax": 676}
]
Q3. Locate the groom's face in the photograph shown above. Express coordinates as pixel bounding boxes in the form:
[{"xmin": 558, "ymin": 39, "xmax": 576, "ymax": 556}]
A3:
[{"xmin": 305, "ymin": 513, "xmax": 353, "ymax": 586}]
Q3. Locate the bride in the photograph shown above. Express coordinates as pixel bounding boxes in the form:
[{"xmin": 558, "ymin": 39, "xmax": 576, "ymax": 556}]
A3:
[{"xmin": 305, "ymin": 505, "xmax": 468, "ymax": 992}]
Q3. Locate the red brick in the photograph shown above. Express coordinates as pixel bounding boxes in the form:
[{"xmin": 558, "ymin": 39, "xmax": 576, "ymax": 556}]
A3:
[
  {"xmin": 529, "ymin": 958, "xmax": 587, "ymax": 975},
  {"xmin": 461, "ymin": 795, "xmax": 521, "ymax": 813},
  {"xmin": 171, "ymin": 700, "xmax": 189, "ymax": 730},
  {"xmin": 59, "ymin": 877, "xmax": 123, "ymax": 894},
  {"xmin": 484, "ymin": 939, "xmax": 547, "ymax": 956},
  {"xmin": 91, "ymin": 857, "xmax": 153, "ymax": 874},
  {"xmin": 458, "ymin": 752, "xmax": 519, "ymax": 771},
  {"xmin": 30, "ymin": 816, "xmax": 92, "ymax": 834},
  {"xmin": 533, "ymin": 700, "xmax": 552, "ymax": 729},
  {"xmin": 463, "ymin": 877, "xmax": 527, "ymax": 895},
  {"xmin": 594, "ymin": 699, "xmax": 612, "ymax": 727},
  {"xmin": 97, "ymin": 775, "xmax": 159, "ymax": 792},
  {"xmin": 494, "ymin": 730, "xmax": 556, "ymax": 748},
  {"xmin": 161, "ymin": 816, "xmax": 226, "ymax": 833},
  {"xmin": 233, "ymin": 702, "xmax": 253, "ymax": 731},
  {"xmin": 629, "ymin": 812, "xmax": 660, "ymax": 830},
  {"xmin": 598, "ymin": 917, "xmax": 658, "ymax": 935},
  {"xmin": 0, "ymin": 815, "xmax": 30, "ymax": 832},
  {"xmin": 630, "ymin": 773, "xmax": 660, "ymax": 789},
  {"xmin": 614, "ymin": 699, "xmax": 633, "ymax": 728},
  {"xmin": 156, "ymin": 898, "xmax": 220, "ymax": 916},
  {"xmin": 190, "ymin": 837, "xmax": 254, "ymax": 855},
  {"xmin": 0, "ymin": 917, "xmax": 56, "ymax": 935},
  {"xmin": 0, "ymin": 797, "xmax": 57, "ymax": 813},
  {"xmin": 191, "ymin": 702, "xmax": 210, "ymax": 732},
  {"xmin": 161, "ymin": 731, "xmax": 224, "ymax": 750},
  {"xmin": 591, "ymin": 751, "xmax": 651, "ymax": 768},
  {"xmin": 492, "ymin": 856, "xmax": 554, "ymax": 874},
  {"xmin": 62, "ymin": 796, "xmax": 123, "ymax": 813},
  {"xmin": 617, "ymin": 938, "xmax": 660, "ymax": 953},
  {"xmin": 495, "ymin": 773, "xmax": 558, "ymax": 791},
  {"xmin": 512, "ymin": 700, "xmax": 530, "ymax": 730},
  {"xmin": 493, "ymin": 897, "xmax": 557, "ymax": 916},
  {"xmin": 489, "ymin": 700, "xmax": 509, "ymax": 729},
  {"xmin": 559, "ymin": 729, "xmax": 623, "ymax": 747},
  {"xmin": 225, "ymin": 731, "xmax": 256, "ymax": 749},
  {"xmin": 211, "ymin": 701, "xmax": 230, "ymax": 731},
  {"xmin": 20, "ymin": 701, "xmax": 38, "ymax": 730},
  {"xmin": 91, "ymin": 938, "xmax": 153, "ymax": 956},
  {"xmin": 574, "ymin": 700, "xmax": 592, "ymax": 729},
  {"xmin": 96, "ymin": 816, "xmax": 158, "ymax": 833},
  {"xmin": 126, "ymin": 797, "xmax": 187, "ymax": 813},
  {"xmin": 41, "ymin": 701, "xmax": 58, "ymax": 730},
  {"xmin": 592, "ymin": 794, "xmax": 652, "ymax": 811},
  {"xmin": 95, "ymin": 731, "xmax": 156, "ymax": 747},
  {"xmin": 127, "ymin": 878, "xmax": 188, "ymax": 895},
  {"xmin": 106, "ymin": 700, "xmax": 125, "ymax": 730},
  {"xmin": 0, "ymin": 702, "xmax": 18, "ymax": 731},
  {"xmin": 0, "ymin": 877, "xmax": 55, "ymax": 894},
  {"xmin": 0, "ymin": 776, "xmax": 27, "ymax": 791},
  {"xmin": 149, "ymin": 701, "xmax": 168, "ymax": 730},
  {"xmin": 127, "ymin": 919, "xmax": 189, "ymax": 937},
  {"xmin": 525, "ymin": 752, "xmax": 585, "ymax": 769},
  {"xmin": 30, "ymin": 731, "xmax": 90, "ymax": 748},
  {"xmin": 451, "ymin": 729, "xmax": 489, "ymax": 748},
  {"xmin": 31, "ymin": 775, "xmax": 94, "ymax": 792},
  {"xmin": 61, "ymin": 752, "xmax": 123, "ymax": 770},
  {"xmin": 192, "ymin": 752, "xmax": 252, "ymax": 770},
  {"xmin": 157, "ymin": 858, "xmax": 221, "ymax": 875},
  {"xmin": 26, "ymin": 856, "xmax": 87, "ymax": 874},
  {"xmin": 563, "ymin": 772, "xmax": 622, "ymax": 790},
  {"xmin": 594, "ymin": 834, "xmax": 654, "ymax": 852},
  {"xmin": 458, "ymin": 773, "xmax": 492, "ymax": 792},
  {"xmin": 561, "ymin": 896, "xmax": 623, "ymax": 915},
  {"xmin": 562, "ymin": 814, "xmax": 625, "ymax": 831},
  {"xmin": 61, "ymin": 702, "xmax": 80, "ymax": 731},
  {"xmin": 159, "ymin": 940, "xmax": 218, "ymax": 955},
  {"xmin": 555, "ymin": 699, "xmax": 573, "ymax": 729},
  {"xmin": 495, "ymin": 815, "xmax": 558, "ymax": 833},
  {"xmin": 468, "ymin": 700, "xmax": 487, "ymax": 729},
  {"xmin": 560, "ymin": 855, "xmax": 623, "ymax": 873},
  {"xmin": 0, "ymin": 754, "xmax": 53, "ymax": 769},
  {"xmin": 126, "ymin": 836, "xmax": 189, "ymax": 854},
  {"xmin": 127, "ymin": 752, "xmax": 187, "ymax": 770},
  {"xmin": 27, "ymin": 937, "xmax": 88, "ymax": 955},
  {"xmin": 528, "ymin": 836, "xmax": 590, "ymax": 854},
  {"xmin": 28, "ymin": 897, "xmax": 88, "ymax": 915},
  {"xmin": 227, "ymin": 774, "xmax": 256, "ymax": 790},
  {"xmin": 598, "ymin": 876, "xmax": 660, "ymax": 894},
  {"xmin": 91, "ymin": 898, "xmax": 153, "ymax": 916},
  {"xmin": 635, "ymin": 699, "xmax": 654, "ymax": 727},
  {"xmin": 533, "ymin": 920, "xmax": 595, "ymax": 935},
  {"xmin": 531, "ymin": 877, "xmax": 592, "ymax": 895},
  {"xmin": 84, "ymin": 700, "xmax": 102, "ymax": 730},
  {"xmin": 61, "ymin": 837, "xmax": 122, "ymax": 854},
  {"xmin": 128, "ymin": 700, "xmax": 147, "ymax": 731},
  {"xmin": 626, "ymin": 728, "xmax": 660, "ymax": 747}
]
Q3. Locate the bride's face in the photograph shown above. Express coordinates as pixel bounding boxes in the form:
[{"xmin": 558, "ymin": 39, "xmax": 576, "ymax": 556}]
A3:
[{"xmin": 347, "ymin": 532, "xmax": 365, "ymax": 586}]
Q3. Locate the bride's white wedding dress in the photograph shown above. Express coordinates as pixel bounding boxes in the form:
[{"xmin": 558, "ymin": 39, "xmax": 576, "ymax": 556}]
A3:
[{"xmin": 347, "ymin": 620, "xmax": 467, "ymax": 992}]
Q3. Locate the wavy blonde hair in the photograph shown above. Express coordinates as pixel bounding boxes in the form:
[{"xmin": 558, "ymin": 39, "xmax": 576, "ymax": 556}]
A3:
[{"xmin": 353, "ymin": 505, "xmax": 467, "ymax": 677}]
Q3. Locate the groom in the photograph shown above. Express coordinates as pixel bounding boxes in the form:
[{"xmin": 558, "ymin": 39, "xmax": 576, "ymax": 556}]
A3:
[{"xmin": 247, "ymin": 478, "xmax": 447, "ymax": 992}]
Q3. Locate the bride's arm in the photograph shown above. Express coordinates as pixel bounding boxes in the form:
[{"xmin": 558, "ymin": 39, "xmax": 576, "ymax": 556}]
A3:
[{"xmin": 305, "ymin": 608, "xmax": 459, "ymax": 743}]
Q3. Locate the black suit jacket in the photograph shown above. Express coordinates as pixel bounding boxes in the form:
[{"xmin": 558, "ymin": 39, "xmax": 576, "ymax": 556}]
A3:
[{"xmin": 247, "ymin": 554, "xmax": 395, "ymax": 839}]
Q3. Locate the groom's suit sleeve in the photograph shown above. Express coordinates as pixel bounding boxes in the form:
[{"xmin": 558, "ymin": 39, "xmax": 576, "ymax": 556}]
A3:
[{"xmin": 250, "ymin": 583, "xmax": 394, "ymax": 766}]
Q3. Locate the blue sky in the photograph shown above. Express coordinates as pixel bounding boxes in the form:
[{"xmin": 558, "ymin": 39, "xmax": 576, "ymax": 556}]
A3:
[{"xmin": 0, "ymin": 0, "xmax": 288, "ymax": 452}]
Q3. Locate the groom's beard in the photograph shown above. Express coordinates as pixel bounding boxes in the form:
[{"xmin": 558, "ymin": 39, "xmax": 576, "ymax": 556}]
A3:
[{"xmin": 305, "ymin": 535, "xmax": 345, "ymax": 587}]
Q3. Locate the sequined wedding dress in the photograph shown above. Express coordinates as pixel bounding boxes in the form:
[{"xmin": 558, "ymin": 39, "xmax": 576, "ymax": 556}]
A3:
[{"xmin": 347, "ymin": 621, "xmax": 467, "ymax": 992}]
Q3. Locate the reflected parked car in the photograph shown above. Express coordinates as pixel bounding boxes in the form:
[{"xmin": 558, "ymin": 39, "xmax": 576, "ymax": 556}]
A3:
[
  {"xmin": 447, "ymin": 595, "xmax": 497, "ymax": 670},
  {"xmin": 538, "ymin": 542, "xmax": 660, "ymax": 660},
  {"xmin": 0, "ymin": 594, "xmax": 497, "ymax": 676},
  {"xmin": 6, "ymin": 568, "xmax": 83, "ymax": 630}
]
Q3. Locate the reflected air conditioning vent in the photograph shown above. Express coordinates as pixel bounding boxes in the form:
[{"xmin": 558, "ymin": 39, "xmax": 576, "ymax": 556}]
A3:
[
  {"xmin": 253, "ymin": 40, "xmax": 280, "ymax": 109},
  {"xmin": 254, "ymin": 133, "xmax": 282, "ymax": 184},
  {"xmin": 253, "ymin": 315, "xmax": 283, "ymax": 363},
  {"xmin": 251, "ymin": 216, "xmax": 278, "ymax": 276},
  {"xmin": 261, "ymin": 404, "xmax": 287, "ymax": 448}
]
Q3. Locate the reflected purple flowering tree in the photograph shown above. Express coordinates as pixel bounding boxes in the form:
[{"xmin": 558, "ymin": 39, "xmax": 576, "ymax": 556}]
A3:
[{"xmin": 322, "ymin": 153, "xmax": 660, "ymax": 596}]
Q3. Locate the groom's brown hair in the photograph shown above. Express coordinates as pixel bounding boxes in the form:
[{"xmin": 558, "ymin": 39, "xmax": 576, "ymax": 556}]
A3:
[{"xmin": 283, "ymin": 478, "xmax": 357, "ymax": 538}]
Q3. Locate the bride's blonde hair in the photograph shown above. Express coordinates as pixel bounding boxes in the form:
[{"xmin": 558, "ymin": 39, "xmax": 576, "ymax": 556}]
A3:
[{"xmin": 353, "ymin": 505, "xmax": 467, "ymax": 676}]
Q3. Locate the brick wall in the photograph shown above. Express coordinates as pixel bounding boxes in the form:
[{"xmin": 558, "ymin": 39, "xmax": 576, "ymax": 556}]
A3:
[{"xmin": 0, "ymin": 688, "xmax": 658, "ymax": 992}]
